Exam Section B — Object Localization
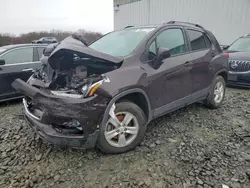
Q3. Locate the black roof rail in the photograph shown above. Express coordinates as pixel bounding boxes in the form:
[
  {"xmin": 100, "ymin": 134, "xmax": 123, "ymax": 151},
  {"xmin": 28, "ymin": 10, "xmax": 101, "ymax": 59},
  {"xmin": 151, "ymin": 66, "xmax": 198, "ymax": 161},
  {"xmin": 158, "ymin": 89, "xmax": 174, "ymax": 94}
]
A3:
[
  {"xmin": 243, "ymin": 33, "xmax": 250, "ymax": 37},
  {"xmin": 124, "ymin": 25, "xmax": 134, "ymax": 29},
  {"xmin": 166, "ymin": 21, "xmax": 204, "ymax": 29}
]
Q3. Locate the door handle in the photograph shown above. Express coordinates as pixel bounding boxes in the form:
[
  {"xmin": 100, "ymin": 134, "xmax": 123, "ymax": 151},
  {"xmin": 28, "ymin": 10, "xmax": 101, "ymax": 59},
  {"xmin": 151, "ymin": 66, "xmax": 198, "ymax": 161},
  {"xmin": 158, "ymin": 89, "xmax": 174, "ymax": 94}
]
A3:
[
  {"xmin": 184, "ymin": 61, "xmax": 191, "ymax": 67},
  {"xmin": 22, "ymin": 68, "xmax": 34, "ymax": 72},
  {"xmin": 184, "ymin": 61, "xmax": 192, "ymax": 70}
]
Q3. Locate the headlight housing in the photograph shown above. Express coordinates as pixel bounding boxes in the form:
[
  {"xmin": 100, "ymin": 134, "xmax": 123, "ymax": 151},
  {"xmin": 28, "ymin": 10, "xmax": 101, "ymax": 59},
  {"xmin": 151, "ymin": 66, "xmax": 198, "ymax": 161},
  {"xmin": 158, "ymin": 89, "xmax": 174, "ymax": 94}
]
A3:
[{"xmin": 81, "ymin": 76, "xmax": 110, "ymax": 97}]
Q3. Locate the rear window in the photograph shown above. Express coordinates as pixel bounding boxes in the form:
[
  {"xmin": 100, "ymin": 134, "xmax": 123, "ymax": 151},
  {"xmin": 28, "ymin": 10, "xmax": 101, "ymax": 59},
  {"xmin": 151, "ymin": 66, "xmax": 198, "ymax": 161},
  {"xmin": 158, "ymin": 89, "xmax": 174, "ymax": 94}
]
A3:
[
  {"xmin": 187, "ymin": 30, "xmax": 212, "ymax": 51},
  {"xmin": 228, "ymin": 37, "xmax": 250, "ymax": 52},
  {"xmin": 37, "ymin": 47, "xmax": 45, "ymax": 59}
]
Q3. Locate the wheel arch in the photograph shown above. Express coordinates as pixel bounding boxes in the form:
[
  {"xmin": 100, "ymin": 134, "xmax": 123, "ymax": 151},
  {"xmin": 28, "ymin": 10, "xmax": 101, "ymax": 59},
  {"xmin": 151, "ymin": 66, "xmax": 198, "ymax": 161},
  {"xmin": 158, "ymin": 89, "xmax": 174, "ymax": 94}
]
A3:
[
  {"xmin": 215, "ymin": 69, "xmax": 228, "ymax": 83},
  {"xmin": 101, "ymin": 88, "xmax": 153, "ymax": 128}
]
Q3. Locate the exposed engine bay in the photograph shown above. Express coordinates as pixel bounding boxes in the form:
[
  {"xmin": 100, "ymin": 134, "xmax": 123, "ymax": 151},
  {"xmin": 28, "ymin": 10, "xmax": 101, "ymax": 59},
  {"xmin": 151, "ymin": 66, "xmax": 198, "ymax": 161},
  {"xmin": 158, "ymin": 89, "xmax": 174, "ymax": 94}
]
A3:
[
  {"xmin": 28, "ymin": 36, "xmax": 123, "ymax": 99},
  {"xmin": 31, "ymin": 56, "xmax": 117, "ymax": 98}
]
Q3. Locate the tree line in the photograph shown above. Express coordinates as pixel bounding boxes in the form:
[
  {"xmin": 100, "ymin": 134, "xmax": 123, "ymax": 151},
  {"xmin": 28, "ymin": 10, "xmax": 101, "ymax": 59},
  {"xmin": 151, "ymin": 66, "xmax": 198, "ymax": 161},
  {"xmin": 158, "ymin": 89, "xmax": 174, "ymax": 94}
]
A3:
[{"xmin": 0, "ymin": 29, "xmax": 103, "ymax": 47}]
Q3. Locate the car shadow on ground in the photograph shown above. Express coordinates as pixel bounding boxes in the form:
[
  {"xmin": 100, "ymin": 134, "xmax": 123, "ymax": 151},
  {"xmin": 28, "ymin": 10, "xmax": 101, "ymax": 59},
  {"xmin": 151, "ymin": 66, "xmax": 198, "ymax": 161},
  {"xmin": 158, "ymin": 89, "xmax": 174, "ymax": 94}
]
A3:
[
  {"xmin": 40, "ymin": 102, "xmax": 205, "ymax": 156},
  {"xmin": 227, "ymin": 85, "xmax": 250, "ymax": 90},
  {"xmin": 0, "ymin": 98, "xmax": 22, "ymax": 108}
]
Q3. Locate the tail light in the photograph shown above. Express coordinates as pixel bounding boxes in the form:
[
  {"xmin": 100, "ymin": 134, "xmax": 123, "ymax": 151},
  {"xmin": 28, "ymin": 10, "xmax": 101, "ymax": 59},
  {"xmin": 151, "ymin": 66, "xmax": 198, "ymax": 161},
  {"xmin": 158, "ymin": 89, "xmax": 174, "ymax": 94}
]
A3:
[{"xmin": 224, "ymin": 53, "xmax": 229, "ymax": 59}]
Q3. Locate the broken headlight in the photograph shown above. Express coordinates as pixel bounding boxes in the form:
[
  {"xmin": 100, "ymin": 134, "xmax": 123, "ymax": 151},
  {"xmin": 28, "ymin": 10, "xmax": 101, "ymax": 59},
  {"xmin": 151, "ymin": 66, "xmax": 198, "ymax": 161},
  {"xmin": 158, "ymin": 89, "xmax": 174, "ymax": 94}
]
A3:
[
  {"xmin": 82, "ymin": 76, "xmax": 110, "ymax": 97},
  {"xmin": 82, "ymin": 80, "xmax": 103, "ymax": 97},
  {"xmin": 81, "ymin": 84, "xmax": 89, "ymax": 96}
]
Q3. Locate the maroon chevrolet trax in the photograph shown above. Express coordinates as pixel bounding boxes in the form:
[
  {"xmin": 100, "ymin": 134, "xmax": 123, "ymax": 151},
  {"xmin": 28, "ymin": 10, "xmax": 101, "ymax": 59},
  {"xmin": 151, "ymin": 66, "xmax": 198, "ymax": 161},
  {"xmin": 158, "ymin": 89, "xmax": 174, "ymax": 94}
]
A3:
[{"xmin": 12, "ymin": 21, "xmax": 229, "ymax": 154}]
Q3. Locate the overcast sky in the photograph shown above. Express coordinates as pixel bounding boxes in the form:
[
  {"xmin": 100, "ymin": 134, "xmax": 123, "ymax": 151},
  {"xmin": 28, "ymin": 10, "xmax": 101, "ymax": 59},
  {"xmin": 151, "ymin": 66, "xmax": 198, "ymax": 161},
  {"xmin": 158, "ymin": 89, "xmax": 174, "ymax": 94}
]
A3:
[{"xmin": 0, "ymin": 0, "xmax": 113, "ymax": 35}]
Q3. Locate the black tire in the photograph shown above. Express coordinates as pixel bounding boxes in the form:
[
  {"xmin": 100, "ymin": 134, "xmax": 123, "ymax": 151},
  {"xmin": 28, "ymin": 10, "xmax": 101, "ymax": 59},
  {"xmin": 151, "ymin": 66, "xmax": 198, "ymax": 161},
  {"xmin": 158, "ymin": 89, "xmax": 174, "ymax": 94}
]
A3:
[
  {"xmin": 97, "ymin": 101, "xmax": 147, "ymax": 154},
  {"xmin": 204, "ymin": 75, "xmax": 226, "ymax": 109}
]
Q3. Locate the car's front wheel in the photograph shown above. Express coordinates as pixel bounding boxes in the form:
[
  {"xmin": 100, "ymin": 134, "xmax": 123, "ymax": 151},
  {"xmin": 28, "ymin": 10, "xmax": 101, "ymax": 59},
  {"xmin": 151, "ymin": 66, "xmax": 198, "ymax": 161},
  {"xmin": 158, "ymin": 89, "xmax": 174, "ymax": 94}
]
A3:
[
  {"xmin": 205, "ymin": 75, "xmax": 226, "ymax": 109},
  {"xmin": 97, "ymin": 101, "xmax": 147, "ymax": 154}
]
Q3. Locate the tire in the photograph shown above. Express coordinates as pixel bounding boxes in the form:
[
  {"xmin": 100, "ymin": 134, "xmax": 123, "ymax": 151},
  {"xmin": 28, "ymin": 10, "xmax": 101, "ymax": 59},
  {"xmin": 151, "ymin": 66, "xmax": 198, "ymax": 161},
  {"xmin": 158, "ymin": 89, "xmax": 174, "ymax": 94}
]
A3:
[
  {"xmin": 97, "ymin": 101, "xmax": 147, "ymax": 154},
  {"xmin": 204, "ymin": 75, "xmax": 226, "ymax": 109}
]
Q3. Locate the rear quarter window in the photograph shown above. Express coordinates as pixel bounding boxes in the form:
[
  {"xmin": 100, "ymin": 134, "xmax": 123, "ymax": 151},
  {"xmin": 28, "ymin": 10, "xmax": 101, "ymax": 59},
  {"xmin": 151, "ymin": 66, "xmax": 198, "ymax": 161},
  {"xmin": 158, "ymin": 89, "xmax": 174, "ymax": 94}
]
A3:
[
  {"xmin": 187, "ymin": 29, "xmax": 212, "ymax": 51},
  {"xmin": 37, "ymin": 47, "xmax": 46, "ymax": 59}
]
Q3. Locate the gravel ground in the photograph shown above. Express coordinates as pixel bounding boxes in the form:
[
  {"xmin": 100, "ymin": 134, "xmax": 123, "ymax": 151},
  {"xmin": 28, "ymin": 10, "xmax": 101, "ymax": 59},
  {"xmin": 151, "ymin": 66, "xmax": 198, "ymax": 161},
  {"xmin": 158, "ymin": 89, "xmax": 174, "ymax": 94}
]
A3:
[{"xmin": 0, "ymin": 88, "xmax": 250, "ymax": 188}]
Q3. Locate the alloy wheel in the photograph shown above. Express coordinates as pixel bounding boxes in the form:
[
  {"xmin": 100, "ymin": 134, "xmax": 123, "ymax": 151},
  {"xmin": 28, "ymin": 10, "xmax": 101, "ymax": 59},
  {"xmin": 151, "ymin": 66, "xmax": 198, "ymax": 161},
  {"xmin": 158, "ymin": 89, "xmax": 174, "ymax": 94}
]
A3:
[
  {"xmin": 104, "ymin": 112, "xmax": 139, "ymax": 148},
  {"xmin": 214, "ymin": 81, "xmax": 224, "ymax": 104}
]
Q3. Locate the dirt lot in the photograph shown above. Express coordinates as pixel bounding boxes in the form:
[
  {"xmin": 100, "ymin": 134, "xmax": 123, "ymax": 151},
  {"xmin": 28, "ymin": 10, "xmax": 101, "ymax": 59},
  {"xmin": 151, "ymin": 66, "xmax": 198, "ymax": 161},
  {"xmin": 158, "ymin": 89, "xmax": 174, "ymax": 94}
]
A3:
[{"xmin": 0, "ymin": 88, "xmax": 250, "ymax": 188}]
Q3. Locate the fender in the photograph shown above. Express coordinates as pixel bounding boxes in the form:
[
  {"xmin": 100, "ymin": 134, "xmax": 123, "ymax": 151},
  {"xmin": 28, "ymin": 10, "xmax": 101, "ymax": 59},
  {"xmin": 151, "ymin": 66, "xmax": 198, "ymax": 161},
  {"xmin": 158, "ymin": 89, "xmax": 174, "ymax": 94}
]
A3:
[
  {"xmin": 100, "ymin": 88, "xmax": 153, "ymax": 128},
  {"xmin": 215, "ymin": 68, "xmax": 229, "ymax": 81},
  {"xmin": 215, "ymin": 68, "xmax": 228, "ymax": 75}
]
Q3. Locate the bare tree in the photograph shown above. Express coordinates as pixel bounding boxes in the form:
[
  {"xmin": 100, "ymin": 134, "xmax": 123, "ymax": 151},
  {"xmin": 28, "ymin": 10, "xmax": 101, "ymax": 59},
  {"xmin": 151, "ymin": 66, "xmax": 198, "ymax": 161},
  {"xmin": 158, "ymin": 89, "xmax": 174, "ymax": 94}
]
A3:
[{"xmin": 0, "ymin": 30, "xmax": 103, "ymax": 47}]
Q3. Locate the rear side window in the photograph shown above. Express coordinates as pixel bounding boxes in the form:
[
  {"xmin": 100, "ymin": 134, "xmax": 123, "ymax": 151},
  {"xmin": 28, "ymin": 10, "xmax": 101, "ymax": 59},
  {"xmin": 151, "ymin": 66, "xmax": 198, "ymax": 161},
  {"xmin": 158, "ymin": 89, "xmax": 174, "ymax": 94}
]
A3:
[
  {"xmin": 1, "ymin": 47, "xmax": 33, "ymax": 64},
  {"xmin": 37, "ymin": 47, "xmax": 45, "ymax": 59},
  {"xmin": 187, "ymin": 30, "xmax": 211, "ymax": 51}
]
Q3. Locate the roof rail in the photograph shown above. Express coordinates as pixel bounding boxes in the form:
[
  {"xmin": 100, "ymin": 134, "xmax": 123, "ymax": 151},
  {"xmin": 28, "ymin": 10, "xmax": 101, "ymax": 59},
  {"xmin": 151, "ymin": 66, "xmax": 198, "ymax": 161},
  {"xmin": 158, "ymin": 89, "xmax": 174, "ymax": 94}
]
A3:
[
  {"xmin": 124, "ymin": 25, "xmax": 134, "ymax": 29},
  {"xmin": 166, "ymin": 21, "xmax": 204, "ymax": 29}
]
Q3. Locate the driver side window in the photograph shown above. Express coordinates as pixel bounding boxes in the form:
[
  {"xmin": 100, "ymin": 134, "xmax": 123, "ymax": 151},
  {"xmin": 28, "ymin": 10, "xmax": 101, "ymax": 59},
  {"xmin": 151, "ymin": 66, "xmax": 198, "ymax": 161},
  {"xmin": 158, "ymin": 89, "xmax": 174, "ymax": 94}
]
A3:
[
  {"xmin": 1, "ymin": 48, "xmax": 33, "ymax": 64},
  {"xmin": 148, "ymin": 28, "xmax": 185, "ymax": 60}
]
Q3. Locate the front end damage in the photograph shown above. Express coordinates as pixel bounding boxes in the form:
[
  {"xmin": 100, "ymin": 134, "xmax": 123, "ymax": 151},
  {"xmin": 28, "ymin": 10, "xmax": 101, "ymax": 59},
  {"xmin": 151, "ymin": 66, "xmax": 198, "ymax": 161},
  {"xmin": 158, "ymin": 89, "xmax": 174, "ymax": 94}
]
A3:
[{"xmin": 12, "ymin": 36, "xmax": 123, "ymax": 148}]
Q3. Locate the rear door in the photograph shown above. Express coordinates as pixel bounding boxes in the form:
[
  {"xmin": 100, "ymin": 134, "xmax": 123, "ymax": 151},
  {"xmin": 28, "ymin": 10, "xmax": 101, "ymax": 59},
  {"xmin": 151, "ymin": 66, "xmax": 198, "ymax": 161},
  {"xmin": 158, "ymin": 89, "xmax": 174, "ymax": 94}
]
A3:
[
  {"xmin": 0, "ymin": 47, "xmax": 42, "ymax": 100},
  {"xmin": 186, "ymin": 29, "xmax": 215, "ymax": 98}
]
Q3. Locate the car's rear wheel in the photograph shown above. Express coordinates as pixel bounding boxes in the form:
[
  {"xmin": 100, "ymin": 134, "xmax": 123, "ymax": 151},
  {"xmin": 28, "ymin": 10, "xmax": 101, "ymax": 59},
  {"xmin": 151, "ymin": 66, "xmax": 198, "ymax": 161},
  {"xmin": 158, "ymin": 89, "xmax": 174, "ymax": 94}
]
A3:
[
  {"xmin": 204, "ymin": 75, "xmax": 226, "ymax": 109},
  {"xmin": 97, "ymin": 101, "xmax": 147, "ymax": 154}
]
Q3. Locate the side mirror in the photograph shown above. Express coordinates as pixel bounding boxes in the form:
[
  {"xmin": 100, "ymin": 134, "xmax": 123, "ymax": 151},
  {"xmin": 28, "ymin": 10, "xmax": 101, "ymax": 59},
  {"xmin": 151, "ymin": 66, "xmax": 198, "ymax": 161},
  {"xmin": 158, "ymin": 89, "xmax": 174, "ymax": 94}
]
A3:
[
  {"xmin": 152, "ymin": 48, "xmax": 171, "ymax": 69},
  {"xmin": 0, "ymin": 59, "xmax": 5, "ymax": 65},
  {"xmin": 157, "ymin": 47, "xmax": 171, "ymax": 61},
  {"xmin": 222, "ymin": 45, "xmax": 229, "ymax": 50}
]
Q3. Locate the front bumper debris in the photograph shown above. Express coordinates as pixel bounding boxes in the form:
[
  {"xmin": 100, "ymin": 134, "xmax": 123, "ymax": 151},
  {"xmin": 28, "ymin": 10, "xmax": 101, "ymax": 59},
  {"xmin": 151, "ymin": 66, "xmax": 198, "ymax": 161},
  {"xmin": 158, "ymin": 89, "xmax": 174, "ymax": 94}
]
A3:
[{"xmin": 12, "ymin": 79, "xmax": 110, "ymax": 149}]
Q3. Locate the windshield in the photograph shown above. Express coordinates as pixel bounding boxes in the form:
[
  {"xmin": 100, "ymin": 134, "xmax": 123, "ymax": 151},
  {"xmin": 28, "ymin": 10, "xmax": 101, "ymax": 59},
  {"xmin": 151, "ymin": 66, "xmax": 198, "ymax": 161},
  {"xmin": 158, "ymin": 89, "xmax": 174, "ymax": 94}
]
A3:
[
  {"xmin": 228, "ymin": 37, "xmax": 250, "ymax": 52},
  {"xmin": 0, "ymin": 48, "xmax": 7, "ymax": 54},
  {"xmin": 89, "ymin": 28, "xmax": 155, "ymax": 57}
]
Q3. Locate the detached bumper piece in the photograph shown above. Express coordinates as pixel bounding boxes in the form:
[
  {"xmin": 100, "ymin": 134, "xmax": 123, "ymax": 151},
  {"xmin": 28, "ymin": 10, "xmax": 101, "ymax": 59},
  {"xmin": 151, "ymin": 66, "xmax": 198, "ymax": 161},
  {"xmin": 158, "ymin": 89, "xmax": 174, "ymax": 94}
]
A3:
[{"xmin": 12, "ymin": 79, "xmax": 110, "ymax": 149}]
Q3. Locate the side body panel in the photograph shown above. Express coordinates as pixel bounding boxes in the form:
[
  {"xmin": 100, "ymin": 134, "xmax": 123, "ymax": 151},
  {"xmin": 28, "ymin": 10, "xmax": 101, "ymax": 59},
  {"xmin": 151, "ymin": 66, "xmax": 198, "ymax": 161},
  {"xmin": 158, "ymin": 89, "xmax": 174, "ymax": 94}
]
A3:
[
  {"xmin": 144, "ymin": 54, "xmax": 193, "ymax": 110},
  {"xmin": 0, "ymin": 47, "xmax": 43, "ymax": 101}
]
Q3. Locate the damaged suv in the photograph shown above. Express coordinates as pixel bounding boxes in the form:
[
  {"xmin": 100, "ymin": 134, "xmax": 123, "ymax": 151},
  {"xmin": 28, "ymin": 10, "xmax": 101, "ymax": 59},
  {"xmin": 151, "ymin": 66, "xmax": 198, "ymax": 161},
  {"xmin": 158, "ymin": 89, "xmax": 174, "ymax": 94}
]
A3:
[{"xmin": 12, "ymin": 21, "xmax": 228, "ymax": 154}]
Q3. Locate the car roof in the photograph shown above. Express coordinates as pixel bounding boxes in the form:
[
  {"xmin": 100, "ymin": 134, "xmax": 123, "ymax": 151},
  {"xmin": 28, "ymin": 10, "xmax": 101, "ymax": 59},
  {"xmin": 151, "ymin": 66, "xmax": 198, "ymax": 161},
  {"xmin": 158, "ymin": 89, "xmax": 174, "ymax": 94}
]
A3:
[
  {"xmin": 0, "ymin": 43, "xmax": 47, "ymax": 50},
  {"xmin": 123, "ymin": 21, "xmax": 204, "ymax": 31},
  {"xmin": 123, "ymin": 21, "xmax": 221, "ymax": 53},
  {"xmin": 242, "ymin": 34, "xmax": 250, "ymax": 37}
]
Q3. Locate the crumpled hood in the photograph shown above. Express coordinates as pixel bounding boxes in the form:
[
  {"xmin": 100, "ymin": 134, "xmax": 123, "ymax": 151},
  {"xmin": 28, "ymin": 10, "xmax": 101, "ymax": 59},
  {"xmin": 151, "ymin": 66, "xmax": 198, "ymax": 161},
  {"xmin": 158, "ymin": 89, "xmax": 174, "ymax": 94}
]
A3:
[
  {"xmin": 228, "ymin": 51, "xmax": 250, "ymax": 60},
  {"xmin": 44, "ymin": 36, "xmax": 123, "ymax": 69}
]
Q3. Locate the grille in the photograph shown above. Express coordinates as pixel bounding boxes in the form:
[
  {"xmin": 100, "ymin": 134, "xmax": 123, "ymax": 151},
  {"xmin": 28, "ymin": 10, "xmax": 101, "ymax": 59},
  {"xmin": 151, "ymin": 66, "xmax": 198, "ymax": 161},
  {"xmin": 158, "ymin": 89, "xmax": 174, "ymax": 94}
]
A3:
[{"xmin": 229, "ymin": 60, "xmax": 250, "ymax": 72}]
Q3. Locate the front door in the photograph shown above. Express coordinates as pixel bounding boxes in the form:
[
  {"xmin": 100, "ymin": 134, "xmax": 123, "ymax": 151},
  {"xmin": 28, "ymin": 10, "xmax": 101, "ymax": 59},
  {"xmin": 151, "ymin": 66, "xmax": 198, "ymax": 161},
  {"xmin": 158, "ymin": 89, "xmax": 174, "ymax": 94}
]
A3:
[
  {"xmin": 0, "ymin": 47, "xmax": 41, "ymax": 100},
  {"xmin": 144, "ymin": 28, "xmax": 193, "ymax": 117},
  {"xmin": 186, "ymin": 29, "xmax": 214, "ymax": 97}
]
